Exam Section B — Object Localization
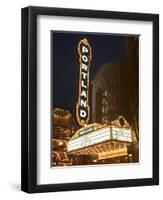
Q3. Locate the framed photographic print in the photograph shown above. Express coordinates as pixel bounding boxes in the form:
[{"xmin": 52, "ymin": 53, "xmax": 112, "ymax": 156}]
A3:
[{"xmin": 21, "ymin": 6, "xmax": 159, "ymax": 193}]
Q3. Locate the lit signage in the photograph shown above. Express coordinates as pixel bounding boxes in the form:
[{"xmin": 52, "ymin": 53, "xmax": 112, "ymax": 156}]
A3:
[
  {"xmin": 79, "ymin": 126, "xmax": 93, "ymax": 136},
  {"xmin": 67, "ymin": 127, "xmax": 110, "ymax": 152},
  {"xmin": 98, "ymin": 145, "xmax": 128, "ymax": 160},
  {"xmin": 67, "ymin": 126, "xmax": 132, "ymax": 152},
  {"xmin": 76, "ymin": 38, "xmax": 92, "ymax": 126},
  {"xmin": 112, "ymin": 127, "xmax": 132, "ymax": 142}
]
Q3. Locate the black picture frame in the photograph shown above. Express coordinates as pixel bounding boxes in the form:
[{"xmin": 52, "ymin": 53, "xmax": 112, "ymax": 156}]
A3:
[{"xmin": 21, "ymin": 6, "xmax": 159, "ymax": 193}]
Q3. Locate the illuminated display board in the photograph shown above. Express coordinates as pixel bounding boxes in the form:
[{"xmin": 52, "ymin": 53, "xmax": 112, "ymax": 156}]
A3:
[
  {"xmin": 67, "ymin": 127, "xmax": 110, "ymax": 152},
  {"xmin": 112, "ymin": 127, "xmax": 132, "ymax": 142},
  {"xmin": 76, "ymin": 38, "xmax": 92, "ymax": 126},
  {"xmin": 67, "ymin": 126, "xmax": 132, "ymax": 152}
]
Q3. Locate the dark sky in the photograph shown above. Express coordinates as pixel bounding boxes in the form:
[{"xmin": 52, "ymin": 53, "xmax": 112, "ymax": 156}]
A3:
[{"xmin": 52, "ymin": 31, "xmax": 126, "ymax": 113}]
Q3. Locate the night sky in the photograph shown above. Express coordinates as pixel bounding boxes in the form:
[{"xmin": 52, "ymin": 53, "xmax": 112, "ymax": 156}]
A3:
[{"xmin": 52, "ymin": 31, "xmax": 126, "ymax": 113}]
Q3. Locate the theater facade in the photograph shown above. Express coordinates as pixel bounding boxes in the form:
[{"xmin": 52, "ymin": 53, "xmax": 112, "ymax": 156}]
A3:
[{"xmin": 52, "ymin": 35, "xmax": 139, "ymax": 167}]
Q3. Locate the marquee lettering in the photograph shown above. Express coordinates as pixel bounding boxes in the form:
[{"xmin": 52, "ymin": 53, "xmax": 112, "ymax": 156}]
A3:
[{"xmin": 76, "ymin": 38, "xmax": 92, "ymax": 126}]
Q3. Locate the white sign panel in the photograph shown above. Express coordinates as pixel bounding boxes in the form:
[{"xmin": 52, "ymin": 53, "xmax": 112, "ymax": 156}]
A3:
[
  {"xmin": 67, "ymin": 127, "xmax": 111, "ymax": 152},
  {"xmin": 112, "ymin": 127, "xmax": 132, "ymax": 142}
]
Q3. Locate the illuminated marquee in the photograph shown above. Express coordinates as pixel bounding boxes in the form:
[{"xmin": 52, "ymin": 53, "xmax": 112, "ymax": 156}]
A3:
[
  {"xmin": 112, "ymin": 127, "xmax": 132, "ymax": 142},
  {"xmin": 76, "ymin": 38, "xmax": 92, "ymax": 126},
  {"xmin": 67, "ymin": 126, "xmax": 110, "ymax": 152},
  {"xmin": 67, "ymin": 125, "xmax": 132, "ymax": 152}
]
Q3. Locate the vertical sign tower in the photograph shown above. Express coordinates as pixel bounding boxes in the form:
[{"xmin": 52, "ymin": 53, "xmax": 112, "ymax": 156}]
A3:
[{"xmin": 76, "ymin": 38, "xmax": 92, "ymax": 127}]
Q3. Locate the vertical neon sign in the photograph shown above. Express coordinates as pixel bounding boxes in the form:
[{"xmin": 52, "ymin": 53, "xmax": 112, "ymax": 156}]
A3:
[{"xmin": 76, "ymin": 38, "xmax": 92, "ymax": 127}]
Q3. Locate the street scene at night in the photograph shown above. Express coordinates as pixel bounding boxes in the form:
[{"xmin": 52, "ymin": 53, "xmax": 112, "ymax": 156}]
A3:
[{"xmin": 51, "ymin": 31, "xmax": 139, "ymax": 167}]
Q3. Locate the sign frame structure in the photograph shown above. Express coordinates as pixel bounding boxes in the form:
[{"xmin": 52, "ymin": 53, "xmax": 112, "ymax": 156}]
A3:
[{"xmin": 21, "ymin": 6, "xmax": 159, "ymax": 193}]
